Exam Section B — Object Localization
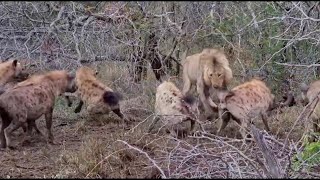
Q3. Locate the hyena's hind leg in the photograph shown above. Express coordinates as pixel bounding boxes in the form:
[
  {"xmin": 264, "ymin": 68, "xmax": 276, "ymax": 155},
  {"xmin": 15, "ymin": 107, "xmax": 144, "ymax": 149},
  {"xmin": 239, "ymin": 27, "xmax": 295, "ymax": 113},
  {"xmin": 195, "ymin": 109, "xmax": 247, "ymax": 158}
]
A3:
[
  {"xmin": 28, "ymin": 120, "xmax": 43, "ymax": 136},
  {"xmin": 45, "ymin": 108, "xmax": 55, "ymax": 144},
  {"xmin": 4, "ymin": 120, "xmax": 25, "ymax": 149},
  {"xmin": 0, "ymin": 118, "xmax": 11, "ymax": 148},
  {"xmin": 22, "ymin": 120, "xmax": 43, "ymax": 136}
]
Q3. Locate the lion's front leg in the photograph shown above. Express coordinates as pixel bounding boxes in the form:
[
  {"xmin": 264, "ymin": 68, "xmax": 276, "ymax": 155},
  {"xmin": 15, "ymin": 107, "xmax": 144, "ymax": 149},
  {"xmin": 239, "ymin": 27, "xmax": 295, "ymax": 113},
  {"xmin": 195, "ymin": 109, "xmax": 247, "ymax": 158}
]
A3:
[
  {"xmin": 204, "ymin": 87, "xmax": 218, "ymax": 110},
  {"xmin": 182, "ymin": 73, "xmax": 192, "ymax": 96},
  {"xmin": 197, "ymin": 79, "xmax": 214, "ymax": 119}
]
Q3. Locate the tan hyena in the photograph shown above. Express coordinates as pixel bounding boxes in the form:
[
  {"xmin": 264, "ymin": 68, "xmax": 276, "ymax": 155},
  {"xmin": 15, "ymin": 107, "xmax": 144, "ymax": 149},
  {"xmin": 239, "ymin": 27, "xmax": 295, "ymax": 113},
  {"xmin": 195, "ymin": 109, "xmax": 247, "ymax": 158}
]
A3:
[
  {"xmin": 217, "ymin": 79, "xmax": 274, "ymax": 140},
  {"xmin": 149, "ymin": 80, "xmax": 197, "ymax": 138},
  {"xmin": 300, "ymin": 80, "xmax": 320, "ymax": 142},
  {"xmin": 0, "ymin": 70, "xmax": 76, "ymax": 148},
  {"xmin": 73, "ymin": 66, "xmax": 125, "ymax": 121},
  {"xmin": 0, "ymin": 59, "xmax": 29, "ymax": 86}
]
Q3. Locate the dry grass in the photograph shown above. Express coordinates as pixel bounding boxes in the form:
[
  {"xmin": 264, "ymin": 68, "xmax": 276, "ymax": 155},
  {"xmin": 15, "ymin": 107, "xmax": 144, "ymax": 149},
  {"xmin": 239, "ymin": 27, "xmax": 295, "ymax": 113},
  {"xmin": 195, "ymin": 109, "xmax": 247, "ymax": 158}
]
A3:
[
  {"xmin": 54, "ymin": 61, "xmax": 311, "ymax": 178},
  {"xmin": 0, "ymin": 60, "xmax": 319, "ymax": 179},
  {"xmin": 59, "ymin": 137, "xmax": 106, "ymax": 177}
]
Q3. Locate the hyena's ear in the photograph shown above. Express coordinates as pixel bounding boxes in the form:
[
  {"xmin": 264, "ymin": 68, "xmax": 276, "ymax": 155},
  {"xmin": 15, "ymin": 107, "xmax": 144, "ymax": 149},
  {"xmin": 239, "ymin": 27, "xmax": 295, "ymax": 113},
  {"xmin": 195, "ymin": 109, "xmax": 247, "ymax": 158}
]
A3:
[{"xmin": 12, "ymin": 59, "xmax": 18, "ymax": 67}]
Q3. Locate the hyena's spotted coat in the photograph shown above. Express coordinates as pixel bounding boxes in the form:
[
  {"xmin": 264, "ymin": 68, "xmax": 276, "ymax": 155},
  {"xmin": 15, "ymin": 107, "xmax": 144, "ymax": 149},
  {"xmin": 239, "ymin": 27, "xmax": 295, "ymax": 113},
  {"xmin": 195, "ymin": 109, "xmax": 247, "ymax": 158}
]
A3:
[
  {"xmin": 0, "ymin": 70, "xmax": 76, "ymax": 148},
  {"xmin": 217, "ymin": 79, "xmax": 275, "ymax": 139}
]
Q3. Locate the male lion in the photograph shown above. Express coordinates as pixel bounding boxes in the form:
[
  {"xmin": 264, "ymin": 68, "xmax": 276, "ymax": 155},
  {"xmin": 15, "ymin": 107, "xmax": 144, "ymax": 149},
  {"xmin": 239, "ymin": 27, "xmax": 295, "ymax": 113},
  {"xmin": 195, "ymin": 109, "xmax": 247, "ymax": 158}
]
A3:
[{"xmin": 182, "ymin": 48, "xmax": 233, "ymax": 119}]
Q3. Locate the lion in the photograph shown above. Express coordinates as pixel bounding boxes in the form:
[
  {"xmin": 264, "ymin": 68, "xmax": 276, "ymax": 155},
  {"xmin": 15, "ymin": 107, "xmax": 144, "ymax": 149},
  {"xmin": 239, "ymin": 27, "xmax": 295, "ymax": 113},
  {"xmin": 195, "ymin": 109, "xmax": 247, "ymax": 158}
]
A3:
[
  {"xmin": 182, "ymin": 48, "xmax": 233, "ymax": 119},
  {"xmin": 300, "ymin": 80, "xmax": 320, "ymax": 142},
  {"xmin": 149, "ymin": 80, "xmax": 197, "ymax": 138},
  {"xmin": 0, "ymin": 70, "xmax": 77, "ymax": 148},
  {"xmin": 73, "ymin": 66, "xmax": 126, "ymax": 121},
  {"xmin": 217, "ymin": 79, "xmax": 274, "ymax": 140}
]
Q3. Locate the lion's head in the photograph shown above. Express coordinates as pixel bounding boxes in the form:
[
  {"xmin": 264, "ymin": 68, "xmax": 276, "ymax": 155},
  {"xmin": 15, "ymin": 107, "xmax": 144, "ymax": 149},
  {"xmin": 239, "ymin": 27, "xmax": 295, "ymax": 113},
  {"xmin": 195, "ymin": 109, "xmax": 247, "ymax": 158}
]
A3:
[{"xmin": 201, "ymin": 49, "xmax": 233, "ymax": 89}]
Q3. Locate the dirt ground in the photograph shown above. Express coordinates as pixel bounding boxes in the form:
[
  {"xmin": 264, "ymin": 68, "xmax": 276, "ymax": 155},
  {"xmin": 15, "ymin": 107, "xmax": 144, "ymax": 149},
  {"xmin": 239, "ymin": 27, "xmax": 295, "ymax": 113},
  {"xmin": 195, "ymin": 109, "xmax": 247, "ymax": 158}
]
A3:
[
  {"xmin": 0, "ymin": 108, "xmax": 138, "ymax": 178},
  {"xmin": 0, "ymin": 95, "xmax": 307, "ymax": 178},
  {"xmin": 0, "ymin": 61, "xmax": 313, "ymax": 178},
  {"xmin": 0, "ymin": 95, "xmax": 161, "ymax": 178}
]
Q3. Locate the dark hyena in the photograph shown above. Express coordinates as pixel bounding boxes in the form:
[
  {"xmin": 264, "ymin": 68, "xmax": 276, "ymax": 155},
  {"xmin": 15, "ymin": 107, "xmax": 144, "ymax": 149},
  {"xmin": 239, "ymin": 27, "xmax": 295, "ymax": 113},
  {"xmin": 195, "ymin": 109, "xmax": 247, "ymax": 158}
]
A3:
[{"xmin": 0, "ymin": 70, "xmax": 76, "ymax": 148}]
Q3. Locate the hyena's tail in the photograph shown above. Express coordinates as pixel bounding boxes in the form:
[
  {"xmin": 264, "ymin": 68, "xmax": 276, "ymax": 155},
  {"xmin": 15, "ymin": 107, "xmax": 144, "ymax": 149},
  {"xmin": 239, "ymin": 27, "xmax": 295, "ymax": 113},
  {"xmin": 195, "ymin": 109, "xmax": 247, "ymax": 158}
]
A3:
[{"xmin": 103, "ymin": 91, "xmax": 122, "ymax": 106}]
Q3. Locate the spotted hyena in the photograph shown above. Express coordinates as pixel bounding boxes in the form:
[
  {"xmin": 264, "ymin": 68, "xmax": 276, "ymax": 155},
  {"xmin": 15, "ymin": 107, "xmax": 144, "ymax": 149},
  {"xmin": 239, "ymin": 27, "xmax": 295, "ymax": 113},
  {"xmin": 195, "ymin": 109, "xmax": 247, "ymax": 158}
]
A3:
[
  {"xmin": 73, "ymin": 66, "xmax": 125, "ymax": 121},
  {"xmin": 149, "ymin": 80, "xmax": 197, "ymax": 138},
  {"xmin": 300, "ymin": 80, "xmax": 320, "ymax": 142},
  {"xmin": 217, "ymin": 79, "xmax": 275, "ymax": 140},
  {"xmin": 0, "ymin": 70, "xmax": 76, "ymax": 149},
  {"xmin": 0, "ymin": 59, "xmax": 29, "ymax": 86}
]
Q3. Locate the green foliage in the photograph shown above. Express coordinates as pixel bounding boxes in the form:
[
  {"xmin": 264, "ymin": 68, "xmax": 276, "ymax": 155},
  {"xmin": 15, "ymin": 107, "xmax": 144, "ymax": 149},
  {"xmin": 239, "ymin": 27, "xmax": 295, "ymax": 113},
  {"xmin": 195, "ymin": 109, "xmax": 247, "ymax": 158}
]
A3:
[
  {"xmin": 264, "ymin": 2, "xmax": 282, "ymax": 16},
  {"xmin": 292, "ymin": 141, "xmax": 320, "ymax": 171}
]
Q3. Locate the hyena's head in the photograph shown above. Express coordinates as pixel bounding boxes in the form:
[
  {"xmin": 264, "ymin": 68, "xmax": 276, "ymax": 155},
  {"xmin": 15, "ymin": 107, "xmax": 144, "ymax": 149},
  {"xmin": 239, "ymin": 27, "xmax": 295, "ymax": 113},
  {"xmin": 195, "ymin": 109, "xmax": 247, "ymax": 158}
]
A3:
[
  {"xmin": 179, "ymin": 94, "xmax": 198, "ymax": 120},
  {"xmin": 217, "ymin": 90, "xmax": 235, "ymax": 110},
  {"xmin": 66, "ymin": 72, "xmax": 77, "ymax": 93},
  {"xmin": 11, "ymin": 59, "xmax": 29, "ymax": 81},
  {"xmin": 217, "ymin": 90, "xmax": 235, "ymax": 121}
]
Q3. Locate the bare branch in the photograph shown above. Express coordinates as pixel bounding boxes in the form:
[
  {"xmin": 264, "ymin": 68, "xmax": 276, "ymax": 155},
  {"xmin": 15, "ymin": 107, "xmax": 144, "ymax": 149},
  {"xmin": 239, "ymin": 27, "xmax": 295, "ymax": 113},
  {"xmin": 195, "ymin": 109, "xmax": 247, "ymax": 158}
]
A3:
[
  {"xmin": 117, "ymin": 140, "xmax": 167, "ymax": 178},
  {"xmin": 251, "ymin": 125, "xmax": 284, "ymax": 178}
]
